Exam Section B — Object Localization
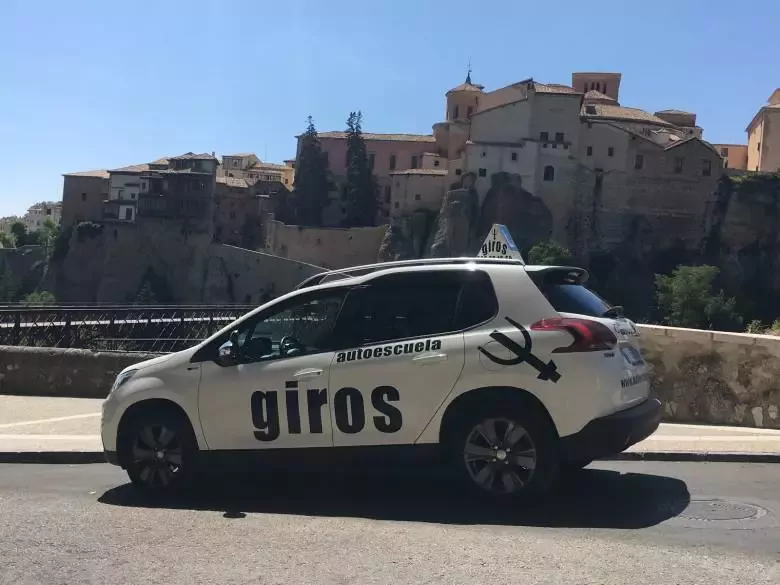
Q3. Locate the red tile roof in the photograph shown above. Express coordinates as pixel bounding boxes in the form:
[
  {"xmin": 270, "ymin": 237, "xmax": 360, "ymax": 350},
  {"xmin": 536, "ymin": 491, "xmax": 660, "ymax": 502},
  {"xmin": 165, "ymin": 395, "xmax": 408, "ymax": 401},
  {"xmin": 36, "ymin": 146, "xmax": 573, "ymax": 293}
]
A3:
[{"xmin": 318, "ymin": 131, "xmax": 435, "ymax": 143}]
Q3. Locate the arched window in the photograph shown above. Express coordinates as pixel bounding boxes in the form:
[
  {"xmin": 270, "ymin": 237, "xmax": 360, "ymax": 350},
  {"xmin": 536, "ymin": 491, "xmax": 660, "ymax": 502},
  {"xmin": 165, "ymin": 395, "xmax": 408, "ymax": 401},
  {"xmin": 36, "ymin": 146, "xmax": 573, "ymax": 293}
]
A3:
[
  {"xmin": 603, "ymin": 83, "xmax": 608, "ymax": 95},
  {"xmin": 543, "ymin": 165, "xmax": 555, "ymax": 181},
  {"xmin": 596, "ymin": 82, "xmax": 601, "ymax": 92}
]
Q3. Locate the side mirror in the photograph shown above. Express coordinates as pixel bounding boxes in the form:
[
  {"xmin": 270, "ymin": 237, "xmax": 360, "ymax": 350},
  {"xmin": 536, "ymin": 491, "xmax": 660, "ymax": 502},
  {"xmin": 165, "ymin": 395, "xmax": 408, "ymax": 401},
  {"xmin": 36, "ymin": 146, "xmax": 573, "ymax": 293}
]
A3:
[{"xmin": 216, "ymin": 331, "xmax": 241, "ymax": 367}]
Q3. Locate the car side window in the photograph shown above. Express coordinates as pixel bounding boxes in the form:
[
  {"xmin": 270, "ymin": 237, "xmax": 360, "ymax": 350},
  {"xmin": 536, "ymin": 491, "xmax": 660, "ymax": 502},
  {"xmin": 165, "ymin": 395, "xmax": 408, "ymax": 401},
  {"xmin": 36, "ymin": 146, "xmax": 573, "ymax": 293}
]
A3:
[
  {"xmin": 341, "ymin": 271, "xmax": 462, "ymax": 345},
  {"xmin": 234, "ymin": 291, "xmax": 345, "ymax": 362},
  {"xmin": 454, "ymin": 270, "xmax": 498, "ymax": 329}
]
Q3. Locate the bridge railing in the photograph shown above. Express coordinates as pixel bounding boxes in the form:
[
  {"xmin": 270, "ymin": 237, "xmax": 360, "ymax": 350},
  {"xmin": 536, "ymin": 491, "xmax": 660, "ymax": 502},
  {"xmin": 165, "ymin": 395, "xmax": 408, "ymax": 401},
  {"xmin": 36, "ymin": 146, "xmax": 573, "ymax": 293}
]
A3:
[{"xmin": 0, "ymin": 305, "xmax": 255, "ymax": 353}]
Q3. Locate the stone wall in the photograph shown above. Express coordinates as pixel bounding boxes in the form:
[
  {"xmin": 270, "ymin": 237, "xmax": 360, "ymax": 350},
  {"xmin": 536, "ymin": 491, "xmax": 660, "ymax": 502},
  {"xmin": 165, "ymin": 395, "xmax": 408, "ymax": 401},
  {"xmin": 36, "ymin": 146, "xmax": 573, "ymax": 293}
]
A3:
[
  {"xmin": 638, "ymin": 325, "xmax": 780, "ymax": 429},
  {"xmin": 2, "ymin": 326, "xmax": 779, "ymax": 430},
  {"xmin": 0, "ymin": 346, "xmax": 161, "ymax": 399},
  {"xmin": 265, "ymin": 220, "xmax": 387, "ymax": 269}
]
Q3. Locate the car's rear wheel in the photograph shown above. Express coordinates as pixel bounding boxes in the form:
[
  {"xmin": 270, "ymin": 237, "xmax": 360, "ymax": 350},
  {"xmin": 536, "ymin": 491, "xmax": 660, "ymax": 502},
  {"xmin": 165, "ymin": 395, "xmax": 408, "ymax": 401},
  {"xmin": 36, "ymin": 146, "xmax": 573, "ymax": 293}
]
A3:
[
  {"xmin": 118, "ymin": 410, "xmax": 197, "ymax": 496},
  {"xmin": 450, "ymin": 402, "xmax": 559, "ymax": 500}
]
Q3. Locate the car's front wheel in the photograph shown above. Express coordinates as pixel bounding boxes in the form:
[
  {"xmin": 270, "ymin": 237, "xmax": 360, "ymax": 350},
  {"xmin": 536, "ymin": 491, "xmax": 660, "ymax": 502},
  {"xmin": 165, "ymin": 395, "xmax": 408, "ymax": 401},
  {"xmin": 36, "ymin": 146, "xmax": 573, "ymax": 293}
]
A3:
[
  {"xmin": 118, "ymin": 409, "xmax": 197, "ymax": 496},
  {"xmin": 450, "ymin": 401, "xmax": 559, "ymax": 500}
]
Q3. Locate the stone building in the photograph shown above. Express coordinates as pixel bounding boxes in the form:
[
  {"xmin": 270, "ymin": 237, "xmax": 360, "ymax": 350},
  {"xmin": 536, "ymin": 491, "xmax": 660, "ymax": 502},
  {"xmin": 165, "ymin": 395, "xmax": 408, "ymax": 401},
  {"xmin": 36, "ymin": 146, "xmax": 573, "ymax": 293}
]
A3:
[
  {"xmin": 219, "ymin": 153, "xmax": 294, "ymax": 187},
  {"xmin": 747, "ymin": 89, "xmax": 780, "ymax": 172},
  {"xmin": 710, "ymin": 144, "xmax": 748, "ymax": 170},
  {"xmin": 60, "ymin": 170, "xmax": 109, "ymax": 229},
  {"xmin": 297, "ymin": 131, "xmax": 437, "ymax": 226},
  {"xmin": 102, "ymin": 153, "xmax": 218, "ymax": 226},
  {"xmin": 213, "ymin": 175, "xmax": 286, "ymax": 247}
]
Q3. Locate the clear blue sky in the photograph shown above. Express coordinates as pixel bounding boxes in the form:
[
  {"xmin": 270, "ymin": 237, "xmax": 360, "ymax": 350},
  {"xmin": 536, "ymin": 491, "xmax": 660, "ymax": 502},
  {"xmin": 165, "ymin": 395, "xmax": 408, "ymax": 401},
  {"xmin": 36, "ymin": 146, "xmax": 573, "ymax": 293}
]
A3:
[{"xmin": 1, "ymin": 0, "xmax": 777, "ymax": 217}]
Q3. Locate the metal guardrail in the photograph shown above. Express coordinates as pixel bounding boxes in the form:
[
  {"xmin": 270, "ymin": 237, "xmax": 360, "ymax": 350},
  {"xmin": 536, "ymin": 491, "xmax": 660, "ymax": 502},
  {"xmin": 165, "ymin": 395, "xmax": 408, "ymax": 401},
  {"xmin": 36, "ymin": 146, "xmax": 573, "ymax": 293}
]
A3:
[{"xmin": 0, "ymin": 305, "xmax": 255, "ymax": 353}]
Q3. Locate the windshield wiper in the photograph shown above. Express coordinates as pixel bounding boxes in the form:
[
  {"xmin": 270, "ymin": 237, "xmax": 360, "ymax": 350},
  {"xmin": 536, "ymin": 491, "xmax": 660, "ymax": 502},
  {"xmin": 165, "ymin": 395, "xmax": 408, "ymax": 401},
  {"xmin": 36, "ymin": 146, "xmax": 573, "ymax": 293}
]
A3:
[{"xmin": 601, "ymin": 305, "xmax": 624, "ymax": 318}]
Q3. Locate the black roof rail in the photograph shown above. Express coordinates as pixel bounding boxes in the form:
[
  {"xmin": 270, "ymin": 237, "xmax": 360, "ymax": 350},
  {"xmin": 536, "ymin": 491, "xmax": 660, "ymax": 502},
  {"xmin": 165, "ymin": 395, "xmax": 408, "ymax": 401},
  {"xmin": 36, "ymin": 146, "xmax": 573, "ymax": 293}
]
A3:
[{"xmin": 294, "ymin": 257, "xmax": 528, "ymax": 290}]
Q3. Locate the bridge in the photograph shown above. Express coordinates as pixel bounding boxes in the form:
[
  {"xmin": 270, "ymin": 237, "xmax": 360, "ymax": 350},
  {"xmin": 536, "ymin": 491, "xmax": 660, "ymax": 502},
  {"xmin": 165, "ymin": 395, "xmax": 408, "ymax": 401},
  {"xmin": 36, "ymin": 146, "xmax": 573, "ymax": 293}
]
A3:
[{"xmin": 0, "ymin": 304, "xmax": 254, "ymax": 353}]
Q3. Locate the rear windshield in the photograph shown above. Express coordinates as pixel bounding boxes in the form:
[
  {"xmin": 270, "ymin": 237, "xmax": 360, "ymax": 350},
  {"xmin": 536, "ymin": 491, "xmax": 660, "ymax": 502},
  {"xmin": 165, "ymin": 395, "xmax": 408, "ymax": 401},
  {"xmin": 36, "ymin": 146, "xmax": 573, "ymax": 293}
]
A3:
[{"xmin": 539, "ymin": 283, "xmax": 611, "ymax": 317}]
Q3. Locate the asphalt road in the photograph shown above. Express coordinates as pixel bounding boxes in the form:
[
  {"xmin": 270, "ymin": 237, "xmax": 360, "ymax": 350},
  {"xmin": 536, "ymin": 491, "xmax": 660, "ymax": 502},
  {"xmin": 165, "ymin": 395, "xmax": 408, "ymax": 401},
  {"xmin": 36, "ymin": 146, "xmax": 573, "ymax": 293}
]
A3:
[{"xmin": 0, "ymin": 461, "xmax": 779, "ymax": 585}]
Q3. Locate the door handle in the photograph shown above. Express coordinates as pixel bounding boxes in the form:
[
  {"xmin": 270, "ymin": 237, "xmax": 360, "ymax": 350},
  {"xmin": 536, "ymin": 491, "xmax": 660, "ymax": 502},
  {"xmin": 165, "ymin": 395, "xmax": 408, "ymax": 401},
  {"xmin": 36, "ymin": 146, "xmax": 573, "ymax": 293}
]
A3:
[
  {"xmin": 293, "ymin": 368, "xmax": 323, "ymax": 380},
  {"xmin": 412, "ymin": 352, "xmax": 447, "ymax": 365}
]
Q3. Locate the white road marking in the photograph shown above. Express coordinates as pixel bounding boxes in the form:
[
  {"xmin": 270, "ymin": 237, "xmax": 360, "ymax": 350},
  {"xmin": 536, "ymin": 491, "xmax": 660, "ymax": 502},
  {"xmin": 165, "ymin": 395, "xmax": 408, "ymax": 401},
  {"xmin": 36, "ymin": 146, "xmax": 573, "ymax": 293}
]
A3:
[
  {"xmin": 644, "ymin": 435, "xmax": 780, "ymax": 442},
  {"xmin": 0, "ymin": 413, "xmax": 100, "ymax": 430}
]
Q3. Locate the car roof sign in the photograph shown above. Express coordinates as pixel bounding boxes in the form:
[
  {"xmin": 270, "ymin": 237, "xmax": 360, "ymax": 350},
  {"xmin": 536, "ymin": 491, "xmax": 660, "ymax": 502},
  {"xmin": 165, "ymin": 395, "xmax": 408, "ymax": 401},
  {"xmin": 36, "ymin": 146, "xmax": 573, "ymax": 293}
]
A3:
[{"xmin": 477, "ymin": 224, "xmax": 525, "ymax": 264}]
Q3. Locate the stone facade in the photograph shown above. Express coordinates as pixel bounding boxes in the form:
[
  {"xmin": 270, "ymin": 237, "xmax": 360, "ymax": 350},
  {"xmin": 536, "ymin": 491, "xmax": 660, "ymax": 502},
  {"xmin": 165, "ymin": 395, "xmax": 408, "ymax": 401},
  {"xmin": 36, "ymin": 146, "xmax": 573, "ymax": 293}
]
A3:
[
  {"xmin": 265, "ymin": 220, "xmax": 387, "ymax": 269},
  {"xmin": 639, "ymin": 325, "xmax": 780, "ymax": 429},
  {"xmin": 60, "ymin": 171, "xmax": 109, "ymax": 229}
]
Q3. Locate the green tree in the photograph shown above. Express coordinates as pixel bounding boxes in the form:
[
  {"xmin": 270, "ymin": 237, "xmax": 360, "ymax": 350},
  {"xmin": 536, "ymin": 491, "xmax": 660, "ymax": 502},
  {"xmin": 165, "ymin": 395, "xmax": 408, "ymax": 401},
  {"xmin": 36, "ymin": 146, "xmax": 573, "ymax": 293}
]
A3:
[
  {"xmin": 655, "ymin": 265, "xmax": 742, "ymax": 330},
  {"xmin": 291, "ymin": 116, "xmax": 331, "ymax": 226},
  {"xmin": 23, "ymin": 290, "xmax": 56, "ymax": 304},
  {"xmin": 0, "ymin": 232, "xmax": 12, "ymax": 248},
  {"xmin": 10, "ymin": 222, "xmax": 27, "ymax": 246},
  {"xmin": 343, "ymin": 111, "xmax": 378, "ymax": 227},
  {"xmin": 527, "ymin": 241, "xmax": 575, "ymax": 265}
]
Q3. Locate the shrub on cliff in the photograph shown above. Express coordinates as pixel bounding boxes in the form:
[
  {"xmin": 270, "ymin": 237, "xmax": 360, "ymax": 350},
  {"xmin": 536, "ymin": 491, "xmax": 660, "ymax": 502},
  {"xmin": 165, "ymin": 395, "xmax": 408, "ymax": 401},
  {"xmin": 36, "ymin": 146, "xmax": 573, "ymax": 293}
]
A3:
[
  {"xmin": 655, "ymin": 265, "xmax": 742, "ymax": 331},
  {"xmin": 527, "ymin": 241, "xmax": 574, "ymax": 266}
]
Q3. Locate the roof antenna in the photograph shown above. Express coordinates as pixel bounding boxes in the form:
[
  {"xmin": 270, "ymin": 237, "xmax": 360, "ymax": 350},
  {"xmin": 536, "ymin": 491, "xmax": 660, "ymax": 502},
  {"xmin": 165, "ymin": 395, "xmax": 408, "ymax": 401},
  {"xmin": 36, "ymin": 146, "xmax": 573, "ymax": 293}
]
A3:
[{"xmin": 466, "ymin": 57, "xmax": 472, "ymax": 85}]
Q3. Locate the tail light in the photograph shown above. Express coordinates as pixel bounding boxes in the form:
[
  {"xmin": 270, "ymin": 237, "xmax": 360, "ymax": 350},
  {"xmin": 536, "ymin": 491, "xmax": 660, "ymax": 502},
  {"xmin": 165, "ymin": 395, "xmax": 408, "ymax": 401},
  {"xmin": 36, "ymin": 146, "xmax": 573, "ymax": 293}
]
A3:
[{"xmin": 530, "ymin": 317, "xmax": 617, "ymax": 353}]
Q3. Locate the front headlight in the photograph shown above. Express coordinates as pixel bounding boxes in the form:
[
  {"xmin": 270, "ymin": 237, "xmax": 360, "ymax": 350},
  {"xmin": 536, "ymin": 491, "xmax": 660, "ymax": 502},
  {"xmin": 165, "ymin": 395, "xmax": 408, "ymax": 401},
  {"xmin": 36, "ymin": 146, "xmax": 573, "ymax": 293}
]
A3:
[{"xmin": 111, "ymin": 369, "xmax": 138, "ymax": 393}]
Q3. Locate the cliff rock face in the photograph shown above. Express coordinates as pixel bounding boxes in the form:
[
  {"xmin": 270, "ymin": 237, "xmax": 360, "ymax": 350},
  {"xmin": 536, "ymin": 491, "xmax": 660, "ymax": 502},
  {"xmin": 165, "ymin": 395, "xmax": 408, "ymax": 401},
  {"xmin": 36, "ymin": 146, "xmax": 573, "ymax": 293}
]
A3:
[
  {"xmin": 44, "ymin": 220, "xmax": 323, "ymax": 304},
  {"xmin": 377, "ymin": 210, "xmax": 436, "ymax": 262},
  {"xmin": 427, "ymin": 187, "xmax": 479, "ymax": 257}
]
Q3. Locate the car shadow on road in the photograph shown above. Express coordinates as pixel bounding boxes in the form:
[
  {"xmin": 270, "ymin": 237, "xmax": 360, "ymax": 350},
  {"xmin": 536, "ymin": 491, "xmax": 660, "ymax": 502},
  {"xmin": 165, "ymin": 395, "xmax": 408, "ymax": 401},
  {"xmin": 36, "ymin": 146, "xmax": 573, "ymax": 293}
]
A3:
[{"xmin": 99, "ymin": 465, "xmax": 690, "ymax": 529}]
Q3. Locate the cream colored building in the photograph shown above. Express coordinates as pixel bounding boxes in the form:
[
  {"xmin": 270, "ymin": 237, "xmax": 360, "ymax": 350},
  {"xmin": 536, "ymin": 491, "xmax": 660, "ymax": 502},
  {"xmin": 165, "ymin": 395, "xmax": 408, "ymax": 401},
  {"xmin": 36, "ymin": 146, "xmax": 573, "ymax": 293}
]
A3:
[
  {"xmin": 220, "ymin": 153, "xmax": 295, "ymax": 187},
  {"xmin": 746, "ymin": 89, "xmax": 780, "ymax": 172},
  {"xmin": 389, "ymin": 169, "xmax": 448, "ymax": 217}
]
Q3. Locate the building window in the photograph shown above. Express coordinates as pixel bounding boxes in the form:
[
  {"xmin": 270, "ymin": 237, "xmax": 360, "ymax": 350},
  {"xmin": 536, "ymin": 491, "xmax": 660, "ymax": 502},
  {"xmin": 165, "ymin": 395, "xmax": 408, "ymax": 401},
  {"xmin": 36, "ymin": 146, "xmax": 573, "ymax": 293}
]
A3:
[
  {"xmin": 674, "ymin": 157, "xmax": 684, "ymax": 173},
  {"xmin": 608, "ymin": 147, "xmax": 614, "ymax": 157},
  {"xmin": 232, "ymin": 160, "xmax": 238, "ymax": 167},
  {"xmin": 478, "ymin": 168, "xmax": 487, "ymax": 177},
  {"xmin": 724, "ymin": 159, "xmax": 729, "ymax": 168},
  {"xmin": 455, "ymin": 169, "xmax": 462, "ymax": 175},
  {"xmin": 552, "ymin": 144, "xmax": 558, "ymax": 149},
  {"xmin": 481, "ymin": 151, "xmax": 486, "ymax": 158},
  {"xmin": 389, "ymin": 154, "xmax": 396, "ymax": 170},
  {"xmin": 634, "ymin": 154, "xmax": 644, "ymax": 170},
  {"xmin": 131, "ymin": 193, "xmax": 136, "ymax": 200},
  {"xmin": 384, "ymin": 185, "xmax": 391, "ymax": 203},
  {"xmin": 124, "ymin": 208, "xmax": 133, "ymax": 221},
  {"xmin": 564, "ymin": 144, "xmax": 569, "ymax": 150},
  {"xmin": 414, "ymin": 194, "xmax": 421, "ymax": 201},
  {"xmin": 543, "ymin": 165, "xmax": 555, "ymax": 181},
  {"xmin": 411, "ymin": 155, "xmax": 419, "ymax": 169},
  {"xmin": 81, "ymin": 192, "xmax": 87, "ymax": 201},
  {"xmin": 284, "ymin": 179, "xmax": 289, "ymax": 185},
  {"xmin": 555, "ymin": 132, "xmax": 564, "ymax": 142},
  {"xmin": 603, "ymin": 83, "xmax": 608, "ymax": 94},
  {"xmin": 540, "ymin": 132, "xmax": 549, "ymax": 142},
  {"xmin": 467, "ymin": 106, "xmax": 473, "ymax": 118},
  {"xmin": 758, "ymin": 142, "xmax": 761, "ymax": 152},
  {"xmin": 434, "ymin": 159, "xmax": 440, "ymax": 167},
  {"xmin": 117, "ymin": 189, "xmax": 124, "ymax": 199},
  {"xmin": 394, "ymin": 201, "xmax": 399, "ymax": 209},
  {"xmin": 511, "ymin": 152, "xmax": 517, "ymax": 161},
  {"xmin": 543, "ymin": 144, "xmax": 548, "ymax": 149},
  {"xmin": 453, "ymin": 105, "xmax": 459, "ymax": 119},
  {"xmin": 720, "ymin": 147, "xmax": 729, "ymax": 157},
  {"xmin": 702, "ymin": 159, "xmax": 712, "ymax": 177},
  {"xmin": 586, "ymin": 146, "xmax": 593, "ymax": 156}
]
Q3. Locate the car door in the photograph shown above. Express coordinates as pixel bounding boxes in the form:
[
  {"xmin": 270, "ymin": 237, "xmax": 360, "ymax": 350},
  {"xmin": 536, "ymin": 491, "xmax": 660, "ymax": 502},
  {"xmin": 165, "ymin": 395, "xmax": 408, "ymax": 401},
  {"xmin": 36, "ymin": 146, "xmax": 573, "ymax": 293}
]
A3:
[
  {"xmin": 197, "ymin": 288, "xmax": 346, "ymax": 451},
  {"xmin": 327, "ymin": 270, "xmax": 469, "ymax": 447}
]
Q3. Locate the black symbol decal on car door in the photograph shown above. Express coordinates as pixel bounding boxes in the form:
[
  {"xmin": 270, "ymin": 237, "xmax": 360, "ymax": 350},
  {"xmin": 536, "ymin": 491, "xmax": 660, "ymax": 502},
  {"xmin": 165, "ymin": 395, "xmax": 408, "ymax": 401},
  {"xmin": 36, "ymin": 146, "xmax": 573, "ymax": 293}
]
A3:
[{"xmin": 478, "ymin": 316, "xmax": 561, "ymax": 382}]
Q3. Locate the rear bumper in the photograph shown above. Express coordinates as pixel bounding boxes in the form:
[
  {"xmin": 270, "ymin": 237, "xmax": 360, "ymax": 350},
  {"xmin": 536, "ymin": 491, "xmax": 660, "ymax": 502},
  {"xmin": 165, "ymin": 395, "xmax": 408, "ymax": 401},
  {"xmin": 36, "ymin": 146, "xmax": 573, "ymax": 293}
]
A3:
[{"xmin": 559, "ymin": 398, "xmax": 661, "ymax": 463}]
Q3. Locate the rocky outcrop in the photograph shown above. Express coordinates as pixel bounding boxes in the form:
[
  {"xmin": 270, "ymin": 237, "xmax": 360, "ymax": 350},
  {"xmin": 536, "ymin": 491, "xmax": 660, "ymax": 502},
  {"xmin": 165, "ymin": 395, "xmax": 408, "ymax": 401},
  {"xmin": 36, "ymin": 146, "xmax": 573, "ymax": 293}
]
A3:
[
  {"xmin": 377, "ymin": 210, "xmax": 436, "ymax": 262},
  {"xmin": 44, "ymin": 219, "xmax": 323, "ymax": 304},
  {"xmin": 427, "ymin": 187, "xmax": 479, "ymax": 257},
  {"xmin": 477, "ymin": 172, "xmax": 553, "ymax": 252}
]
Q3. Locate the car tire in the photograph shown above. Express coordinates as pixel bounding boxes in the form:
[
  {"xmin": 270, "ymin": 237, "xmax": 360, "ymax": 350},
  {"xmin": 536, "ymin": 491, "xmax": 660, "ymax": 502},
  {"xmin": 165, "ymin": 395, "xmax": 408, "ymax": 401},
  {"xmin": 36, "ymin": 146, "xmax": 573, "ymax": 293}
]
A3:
[
  {"xmin": 118, "ymin": 409, "xmax": 198, "ymax": 497},
  {"xmin": 449, "ymin": 400, "xmax": 559, "ymax": 501}
]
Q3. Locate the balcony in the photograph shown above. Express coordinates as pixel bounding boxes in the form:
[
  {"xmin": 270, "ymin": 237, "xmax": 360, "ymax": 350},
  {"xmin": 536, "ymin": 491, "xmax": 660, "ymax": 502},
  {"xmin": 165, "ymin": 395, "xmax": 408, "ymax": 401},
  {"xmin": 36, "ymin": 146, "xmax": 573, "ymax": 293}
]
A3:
[{"xmin": 137, "ymin": 193, "xmax": 210, "ymax": 220}]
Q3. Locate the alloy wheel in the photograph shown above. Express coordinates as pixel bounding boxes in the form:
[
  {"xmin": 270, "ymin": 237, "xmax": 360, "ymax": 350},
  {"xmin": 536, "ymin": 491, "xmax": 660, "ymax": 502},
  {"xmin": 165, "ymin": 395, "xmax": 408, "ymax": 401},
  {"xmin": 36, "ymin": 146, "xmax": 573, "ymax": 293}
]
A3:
[
  {"xmin": 463, "ymin": 417, "xmax": 537, "ymax": 495},
  {"xmin": 131, "ymin": 424, "xmax": 183, "ymax": 488}
]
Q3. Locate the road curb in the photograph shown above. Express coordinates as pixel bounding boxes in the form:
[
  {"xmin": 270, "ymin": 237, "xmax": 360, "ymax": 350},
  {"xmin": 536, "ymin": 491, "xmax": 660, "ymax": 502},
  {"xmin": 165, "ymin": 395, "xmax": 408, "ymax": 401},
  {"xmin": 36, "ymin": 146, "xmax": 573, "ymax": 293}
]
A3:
[
  {"xmin": 602, "ymin": 451, "xmax": 780, "ymax": 463},
  {"xmin": 0, "ymin": 452, "xmax": 106, "ymax": 464}
]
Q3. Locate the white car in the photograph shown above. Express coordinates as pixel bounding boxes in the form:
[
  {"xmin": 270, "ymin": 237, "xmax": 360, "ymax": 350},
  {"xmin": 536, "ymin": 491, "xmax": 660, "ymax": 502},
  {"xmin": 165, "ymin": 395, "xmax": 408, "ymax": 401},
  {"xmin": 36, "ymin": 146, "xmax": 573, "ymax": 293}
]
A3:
[{"xmin": 101, "ymin": 258, "xmax": 661, "ymax": 499}]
